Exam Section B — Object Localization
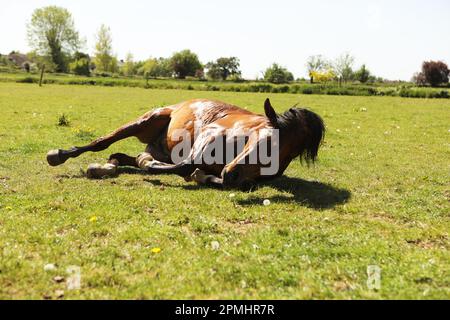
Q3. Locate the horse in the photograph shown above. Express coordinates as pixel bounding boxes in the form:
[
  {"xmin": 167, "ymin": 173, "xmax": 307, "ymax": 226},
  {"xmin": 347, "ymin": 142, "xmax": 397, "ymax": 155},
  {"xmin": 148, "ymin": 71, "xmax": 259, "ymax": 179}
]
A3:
[{"xmin": 46, "ymin": 98, "xmax": 325, "ymax": 188}]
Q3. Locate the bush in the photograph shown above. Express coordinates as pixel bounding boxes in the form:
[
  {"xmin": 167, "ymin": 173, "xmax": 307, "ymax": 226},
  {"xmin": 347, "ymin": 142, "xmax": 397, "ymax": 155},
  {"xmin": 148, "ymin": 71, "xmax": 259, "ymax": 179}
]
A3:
[
  {"xmin": 228, "ymin": 73, "xmax": 245, "ymax": 83},
  {"xmin": 326, "ymin": 87, "xmax": 350, "ymax": 95},
  {"xmin": 278, "ymin": 85, "xmax": 289, "ymax": 93},
  {"xmin": 368, "ymin": 88, "xmax": 377, "ymax": 95},
  {"xmin": 205, "ymin": 84, "xmax": 220, "ymax": 91},
  {"xmin": 57, "ymin": 113, "xmax": 70, "ymax": 126},
  {"xmin": 248, "ymin": 84, "xmax": 273, "ymax": 92},
  {"xmin": 69, "ymin": 58, "xmax": 90, "ymax": 76},
  {"xmin": 263, "ymin": 63, "xmax": 294, "ymax": 84},
  {"xmin": 16, "ymin": 77, "xmax": 35, "ymax": 83},
  {"xmin": 439, "ymin": 90, "xmax": 449, "ymax": 98}
]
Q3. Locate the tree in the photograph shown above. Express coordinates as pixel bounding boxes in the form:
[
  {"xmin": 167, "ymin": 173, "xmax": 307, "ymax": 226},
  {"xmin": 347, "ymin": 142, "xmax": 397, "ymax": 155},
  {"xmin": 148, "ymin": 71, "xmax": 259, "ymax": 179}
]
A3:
[
  {"xmin": 169, "ymin": 50, "xmax": 202, "ymax": 79},
  {"xmin": 263, "ymin": 63, "xmax": 294, "ymax": 84},
  {"xmin": 306, "ymin": 55, "xmax": 328, "ymax": 83},
  {"xmin": 121, "ymin": 52, "xmax": 135, "ymax": 76},
  {"xmin": 334, "ymin": 53, "xmax": 355, "ymax": 84},
  {"xmin": 206, "ymin": 57, "xmax": 241, "ymax": 80},
  {"xmin": 27, "ymin": 6, "xmax": 82, "ymax": 72},
  {"xmin": 155, "ymin": 58, "xmax": 173, "ymax": 77},
  {"xmin": 354, "ymin": 64, "xmax": 371, "ymax": 83},
  {"xmin": 139, "ymin": 58, "xmax": 158, "ymax": 78},
  {"xmin": 412, "ymin": 72, "xmax": 427, "ymax": 86},
  {"xmin": 419, "ymin": 61, "xmax": 449, "ymax": 87},
  {"xmin": 69, "ymin": 51, "xmax": 90, "ymax": 76},
  {"xmin": 110, "ymin": 56, "xmax": 119, "ymax": 74},
  {"xmin": 94, "ymin": 24, "xmax": 114, "ymax": 73},
  {"xmin": 26, "ymin": 51, "xmax": 49, "ymax": 70},
  {"xmin": 310, "ymin": 68, "xmax": 336, "ymax": 83},
  {"xmin": 23, "ymin": 62, "xmax": 31, "ymax": 73},
  {"xmin": 138, "ymin": 57, "xmax": 173, "ymax": 78}
]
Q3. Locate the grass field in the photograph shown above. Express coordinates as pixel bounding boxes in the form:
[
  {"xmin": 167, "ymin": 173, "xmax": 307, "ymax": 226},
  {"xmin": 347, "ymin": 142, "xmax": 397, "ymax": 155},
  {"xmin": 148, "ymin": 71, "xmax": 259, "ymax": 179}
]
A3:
[{"xmin": 0, "ymin": 83, "xmax": 449, "ymax": 299}]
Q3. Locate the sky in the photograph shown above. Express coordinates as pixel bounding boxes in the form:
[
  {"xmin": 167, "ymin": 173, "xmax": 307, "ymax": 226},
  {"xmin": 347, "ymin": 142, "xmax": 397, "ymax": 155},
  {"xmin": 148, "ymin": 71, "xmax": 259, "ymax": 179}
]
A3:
[{"xmin": 1, "ymin": 0, "xmax": 449, "ymax": 80}]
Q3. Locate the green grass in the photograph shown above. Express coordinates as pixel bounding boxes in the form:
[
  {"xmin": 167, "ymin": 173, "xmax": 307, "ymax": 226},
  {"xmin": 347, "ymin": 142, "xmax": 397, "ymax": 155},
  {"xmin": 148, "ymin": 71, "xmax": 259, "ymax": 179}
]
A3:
[{"xmin": 0, "ymin": 83, "xmax": 449, "ymax": 299}]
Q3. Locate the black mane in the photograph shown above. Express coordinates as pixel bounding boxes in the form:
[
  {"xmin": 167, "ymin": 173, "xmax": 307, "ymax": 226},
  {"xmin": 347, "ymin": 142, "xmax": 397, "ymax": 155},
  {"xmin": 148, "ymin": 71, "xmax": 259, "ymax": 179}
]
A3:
[{"xmin": 276, "ymin": 107, "xmax": 325, "ymax": 163}]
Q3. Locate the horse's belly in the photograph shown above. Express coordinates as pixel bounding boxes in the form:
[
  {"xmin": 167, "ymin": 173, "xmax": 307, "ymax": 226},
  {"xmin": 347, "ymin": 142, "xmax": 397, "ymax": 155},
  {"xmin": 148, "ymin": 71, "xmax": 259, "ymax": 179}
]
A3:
[{"xmin": 145, "ymin": 128, "xmax": 172, "ymax": 163}]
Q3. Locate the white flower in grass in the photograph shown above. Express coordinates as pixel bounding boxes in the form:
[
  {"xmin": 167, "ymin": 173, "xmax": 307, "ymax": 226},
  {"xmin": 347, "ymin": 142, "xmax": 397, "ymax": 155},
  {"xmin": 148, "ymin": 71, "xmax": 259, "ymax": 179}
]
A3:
[
  {"xmin": 263, "ymin": 199, "xmax": 271, "ymax": 206},
  {"xmin": 44, "ymin": 263, "xmax": 56, "ymax": 271},
  {"xmin": 211, "ymin": 241, "xmax": 220, "ymax": 250}
]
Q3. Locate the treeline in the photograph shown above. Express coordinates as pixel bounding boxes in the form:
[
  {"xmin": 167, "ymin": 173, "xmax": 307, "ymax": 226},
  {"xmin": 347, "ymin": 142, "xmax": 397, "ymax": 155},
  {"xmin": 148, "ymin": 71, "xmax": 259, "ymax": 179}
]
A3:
[
  {"xmin": 3, "ymin": 72, "xmax": 448, "ymax": 99},
  {"xmin": 3, "ymin": 6, "xmax": 382, "ymax": 85},
  {"xmin": 1, "ymin": 5, "xmax": 449, "ymax": 89},
  {"xmin": 18, "ymin": 6, "xmax": 246, "ymax": 82}
]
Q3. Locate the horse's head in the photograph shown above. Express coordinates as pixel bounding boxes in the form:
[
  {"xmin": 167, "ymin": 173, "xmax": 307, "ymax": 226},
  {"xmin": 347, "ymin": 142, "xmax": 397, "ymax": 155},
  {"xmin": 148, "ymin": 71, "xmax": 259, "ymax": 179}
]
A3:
[
  {"xmin": 221, "ymin": 99, "xmax": 325, "ymax": 188},
  {"xmin": 263, "ymin": 98, "xmax": 325, "ymax": 165}
]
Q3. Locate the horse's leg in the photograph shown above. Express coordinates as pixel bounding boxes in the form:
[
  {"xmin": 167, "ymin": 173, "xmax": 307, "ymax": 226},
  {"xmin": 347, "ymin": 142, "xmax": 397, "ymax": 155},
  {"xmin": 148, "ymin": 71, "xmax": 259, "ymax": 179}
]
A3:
[
  {"xmin": 136, "ymin": 153, "xmax": 196, "ymax": 178},
  {"xmin": 108, "ymin": 153, "xmax": 141, "ymax": 167},
  {"xmin": 85, "ymin": 150, "xmax": 192, "ymax": 179},
  {"xmin": 86, "ymin": 153, "xmax": 142, "ymax": 179},
  {"xmin": 188, "ymin": 168, "xmax": 224, "ymax": 187},
  {"xmin": 46, "ymin": 107, "xmax": 172, "ymax": 166}
]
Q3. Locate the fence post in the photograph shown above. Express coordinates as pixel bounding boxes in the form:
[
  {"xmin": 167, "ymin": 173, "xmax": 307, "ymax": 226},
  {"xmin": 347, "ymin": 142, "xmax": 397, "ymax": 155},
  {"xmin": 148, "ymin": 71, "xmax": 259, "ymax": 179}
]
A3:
[{"xmin": 39, "ymin": 64, "xmax": 45, "ymax": 87}]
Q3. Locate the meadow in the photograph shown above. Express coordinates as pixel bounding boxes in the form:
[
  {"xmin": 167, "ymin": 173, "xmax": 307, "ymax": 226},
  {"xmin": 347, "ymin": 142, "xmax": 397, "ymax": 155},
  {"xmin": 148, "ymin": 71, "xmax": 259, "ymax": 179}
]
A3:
[{"xmin": 0, "ymin": 83, "xmax": 449, "ymax": 299}]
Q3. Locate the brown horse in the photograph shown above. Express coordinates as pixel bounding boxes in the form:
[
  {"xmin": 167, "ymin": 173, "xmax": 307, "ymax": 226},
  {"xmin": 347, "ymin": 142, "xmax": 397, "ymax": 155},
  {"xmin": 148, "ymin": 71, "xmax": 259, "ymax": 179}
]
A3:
[{"xmin": 47, "ymin": 98, "xmax": 325, "ymax": 188}]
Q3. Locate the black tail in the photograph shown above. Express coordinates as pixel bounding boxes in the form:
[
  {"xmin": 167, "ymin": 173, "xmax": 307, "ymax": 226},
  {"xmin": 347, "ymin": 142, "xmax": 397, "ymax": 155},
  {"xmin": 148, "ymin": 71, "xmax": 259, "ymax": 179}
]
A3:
[{"xmin": 298, "ymin": 109, "xmax": 325, "ymax": 164}]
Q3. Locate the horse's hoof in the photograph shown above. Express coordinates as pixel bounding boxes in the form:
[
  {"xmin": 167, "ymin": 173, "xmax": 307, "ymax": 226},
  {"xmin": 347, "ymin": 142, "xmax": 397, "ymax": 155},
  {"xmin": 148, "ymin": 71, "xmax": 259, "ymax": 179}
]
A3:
[
  {"xmin": 47, "ymin": 149, "xmax": 64, "ymax": 166},
  {"xmin": 190, "ymin": 169, "xmax": 208, "ymax": 184},
  {"xmin": 136, "ymin": 152, "xmax": 153, "ymax": 169},
  {"xmin": 86, "ymin": 163, "xmax": 117, "ymax": 179}
]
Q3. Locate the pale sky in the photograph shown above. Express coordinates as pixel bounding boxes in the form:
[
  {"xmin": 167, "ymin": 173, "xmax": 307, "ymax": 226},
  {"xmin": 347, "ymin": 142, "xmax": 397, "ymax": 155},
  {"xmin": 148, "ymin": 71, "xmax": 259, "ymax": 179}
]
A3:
[{"xmin": 1, "ymin": 0, "xmax": 449, "ymax": 80}]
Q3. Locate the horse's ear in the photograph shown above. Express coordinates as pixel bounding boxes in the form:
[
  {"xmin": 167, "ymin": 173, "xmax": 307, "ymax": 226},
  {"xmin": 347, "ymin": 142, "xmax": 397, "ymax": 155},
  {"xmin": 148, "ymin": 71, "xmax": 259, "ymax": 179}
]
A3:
[{"xmin": 264, "ymin": 98, "xmax": 277, "ymax": 125}]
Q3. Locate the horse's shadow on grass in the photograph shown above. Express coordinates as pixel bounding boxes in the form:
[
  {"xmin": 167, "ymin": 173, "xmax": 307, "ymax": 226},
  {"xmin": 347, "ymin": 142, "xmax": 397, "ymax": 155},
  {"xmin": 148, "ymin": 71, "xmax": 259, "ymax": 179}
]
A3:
[
  {"xmin": 64, "ymin": 167, "xmax": 350, "ymax": 210},
  {"xmin": 236, "ymin": 176, "xmax": 351, "ymax": 209},
  {"xmin": 139, "ymin": 169, "xmax": 351, "ymax": 210}
]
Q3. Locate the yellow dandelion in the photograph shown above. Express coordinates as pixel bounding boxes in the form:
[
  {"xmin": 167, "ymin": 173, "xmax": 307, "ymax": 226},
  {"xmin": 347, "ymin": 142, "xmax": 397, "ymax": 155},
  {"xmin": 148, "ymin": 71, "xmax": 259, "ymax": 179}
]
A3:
[
  {"xmin": 151, "ymin": 247, "xmax": 161, "ymax": 254},
  {"xmin": 89, "ymin": 216, "xmax": 98, "ymax": 223}
]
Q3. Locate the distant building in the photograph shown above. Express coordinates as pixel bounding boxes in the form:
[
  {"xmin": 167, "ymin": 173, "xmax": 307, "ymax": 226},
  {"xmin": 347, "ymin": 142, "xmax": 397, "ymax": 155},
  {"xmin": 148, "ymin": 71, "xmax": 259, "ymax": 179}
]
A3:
[{"xmin": 7, "ymin": 52, "xmax": 31, "ymax": 71}]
